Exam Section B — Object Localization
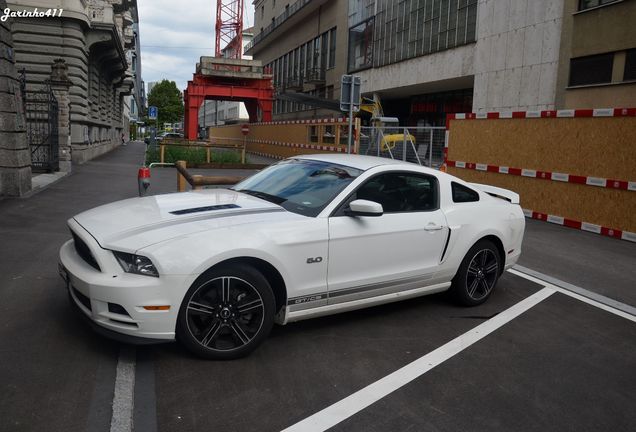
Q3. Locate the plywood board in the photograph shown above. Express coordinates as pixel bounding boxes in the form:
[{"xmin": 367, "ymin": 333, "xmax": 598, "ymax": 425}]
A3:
[
  {"xmin": 448, "ymin": 117, "xmax": 636, "ymax": 181},
  {"xmin": 448, "ymin": 168, "xmax": 636, "ymax": 232}
]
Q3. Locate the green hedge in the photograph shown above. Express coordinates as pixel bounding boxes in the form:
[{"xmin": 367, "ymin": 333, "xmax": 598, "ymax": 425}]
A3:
[{"xmin": 146, "ymin": 146, "xmax": 242, "ymax": 165}]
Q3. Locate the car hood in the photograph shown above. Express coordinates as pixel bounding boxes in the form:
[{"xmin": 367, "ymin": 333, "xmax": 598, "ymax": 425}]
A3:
[{"xmin": 72, "ymin": 189, "xmax": 286, "ymax": 251}]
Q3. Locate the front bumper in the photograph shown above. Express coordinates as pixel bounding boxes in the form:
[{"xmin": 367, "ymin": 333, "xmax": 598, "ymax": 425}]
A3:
[{"xmin": 59, "ymin": 238, "xmax": 183, "ymax": 342}]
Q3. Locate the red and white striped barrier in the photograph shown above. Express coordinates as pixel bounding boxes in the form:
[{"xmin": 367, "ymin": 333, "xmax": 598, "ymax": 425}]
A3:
[
  {"xmin": 523, "ymin": 209, "xmax": 636, "ymax": 243},
  {"xmin": 247, "ymin": 151, "xmax": 285, "ymax": 160},
  {"xmin": 250, "ymin": 138, "xmax": 348, "ymax": 153},
  {"xmin": 252, "ymin": 117, "xmax": 351, "ymax": 126},
  {"xmin": 445, "ymin": 160, "xmax": 635, "ymax": 191}
]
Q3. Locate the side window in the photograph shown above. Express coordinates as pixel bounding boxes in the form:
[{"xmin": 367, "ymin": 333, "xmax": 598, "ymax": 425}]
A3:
[
  {"xmin": 451, "ymin": 182, "xmax": 480, "ymax": 203},
  {"xmin": 352, "ymin": 172, "xmax": 439, "ymax": 213}
]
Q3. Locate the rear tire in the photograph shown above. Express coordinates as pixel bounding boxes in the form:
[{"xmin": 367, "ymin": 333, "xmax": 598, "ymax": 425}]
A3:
[
  {"xmin": 176, "ymin": 264, "xmax": 275, "ymax": 360},
  {"xmin": 450, "ymin": 240, "xmax": 501, "ymax": 306}
]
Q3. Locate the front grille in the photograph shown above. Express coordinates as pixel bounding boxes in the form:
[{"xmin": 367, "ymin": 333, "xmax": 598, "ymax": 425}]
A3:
[
  {"xmin": 71, "ymin": 230, "xmax": 101, "ymax": 271},
  {"xmin": 73, "ymin": 286, "xmax": 92, "ymax": 311}
]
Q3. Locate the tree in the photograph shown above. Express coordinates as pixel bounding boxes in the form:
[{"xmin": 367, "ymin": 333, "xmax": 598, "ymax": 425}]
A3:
[{"xmin": 147, "ymin": 80, "xmax": 184, "ymax": 126}]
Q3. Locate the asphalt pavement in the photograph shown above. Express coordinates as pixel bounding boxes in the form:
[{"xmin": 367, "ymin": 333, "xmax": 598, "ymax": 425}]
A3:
[{"xmin": 0, "ymin": 142, "xmax": 634, "ymax": 432}]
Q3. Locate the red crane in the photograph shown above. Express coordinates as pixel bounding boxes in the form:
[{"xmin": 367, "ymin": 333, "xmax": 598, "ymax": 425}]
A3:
[
  {"xmin": 184, "ymin": 0, "xmax": 273, "ymax": 139},
  {"xmin": 215, "ymin": 0, "xmax": 244, "ymax": 59}
]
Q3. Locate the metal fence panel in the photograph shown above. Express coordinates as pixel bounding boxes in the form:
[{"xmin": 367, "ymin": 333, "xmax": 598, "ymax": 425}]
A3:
[
  {"xmin": 359, "ymin": 126, "xmax": 446, "ymax": 168},
  {"xmin": 20, "ymin": 69, "xmax": 59, "ymax": 172}
]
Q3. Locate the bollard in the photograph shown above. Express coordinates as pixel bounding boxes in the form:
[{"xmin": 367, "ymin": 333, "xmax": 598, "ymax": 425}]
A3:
[{"xmin": 138, "ymin": 167, "xmax": 151, "ymax": 196}]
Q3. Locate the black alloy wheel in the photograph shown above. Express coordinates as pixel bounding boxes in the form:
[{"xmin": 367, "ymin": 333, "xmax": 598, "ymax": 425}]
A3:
[
  {"xmin": 177, "ymin": 264, "xmax": 275, "ymax": 360},
  {"xmin": 450, "ymin": 240, "xmax": 501, "ymax": 306}
]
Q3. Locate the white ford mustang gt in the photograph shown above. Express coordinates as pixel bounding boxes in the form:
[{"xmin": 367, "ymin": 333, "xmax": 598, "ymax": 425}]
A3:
[{"xmin": 59, "ymin": 154, "xmax": 525, "ymax": 359}]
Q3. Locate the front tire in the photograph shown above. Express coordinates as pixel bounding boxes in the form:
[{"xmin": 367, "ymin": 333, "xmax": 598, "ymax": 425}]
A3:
[
  {"xmin": 176, "ymin": 264, "xmax": 275, "ymax": 360},
  {"xmin": 450, "ymin": 240, "xmax": 501, "ymax": 306}
]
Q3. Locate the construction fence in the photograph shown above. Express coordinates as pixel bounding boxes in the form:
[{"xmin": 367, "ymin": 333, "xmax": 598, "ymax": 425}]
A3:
[
  {"xmin": 359, "ymin": 126, "xmax": 446, "ymax": 167},
  {"xmin": 208, "ymin": 120, "xmax": 445, "ymax": 168},
  {"xmin": 208, "ymin": 118, "xmax": 355, "ymax": 160},
  {"xmin": 445, "ymin": 109, "xmax": 636, "ymax": 241}
]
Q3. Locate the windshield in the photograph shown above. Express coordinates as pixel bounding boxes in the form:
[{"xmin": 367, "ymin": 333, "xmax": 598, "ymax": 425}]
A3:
[{"xmin": 232, "ymin": 159, "xmax": 363, "ymax": 217}]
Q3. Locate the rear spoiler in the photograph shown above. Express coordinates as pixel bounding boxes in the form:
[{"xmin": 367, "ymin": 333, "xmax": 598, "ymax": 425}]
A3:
[{"xmin": 469, "ymin": 183, "xmax": 520, "ymax": 204}]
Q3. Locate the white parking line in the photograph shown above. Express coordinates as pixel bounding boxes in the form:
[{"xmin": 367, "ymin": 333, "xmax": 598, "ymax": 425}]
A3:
[
  {"xmin": 110, "ymin": 346, "xmax": 136, "ymax": 432},
  {"xmin": 509, "ymin": 267, "xmax": 636, "ymax": 323},
  {"xmin": 281, "ymin": 287, "xmax": 555, "ymax": 432}
]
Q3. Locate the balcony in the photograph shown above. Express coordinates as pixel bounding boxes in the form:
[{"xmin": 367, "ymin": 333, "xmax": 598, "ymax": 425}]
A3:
[
  {"xmin": 245, "ymin": 0, "xmax": 330, "ymax": 55},
  {"xmin": 305, "ymin": 68, "xmax": 325, "ymax": 85},
  {"xmin": 285, "ymin": 74, "xmax": 304, "ymax": 91}
]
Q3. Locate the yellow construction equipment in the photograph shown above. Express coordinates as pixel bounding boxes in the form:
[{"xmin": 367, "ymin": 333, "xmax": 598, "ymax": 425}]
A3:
[{"xmin": 360, "ymin": 93, "xmax": 415, "ymax": 151}]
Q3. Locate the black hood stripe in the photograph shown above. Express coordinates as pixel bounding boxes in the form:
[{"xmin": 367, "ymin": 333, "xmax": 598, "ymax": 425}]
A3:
[{"xmin": 170, "ymin": 204, "xmax": 240, "ymax": 215}]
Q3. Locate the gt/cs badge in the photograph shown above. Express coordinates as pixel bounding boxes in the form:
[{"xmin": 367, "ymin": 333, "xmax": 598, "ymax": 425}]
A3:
[{"xmin": 306, "ymin": 257, "xmax": 323, "ymax": 264}]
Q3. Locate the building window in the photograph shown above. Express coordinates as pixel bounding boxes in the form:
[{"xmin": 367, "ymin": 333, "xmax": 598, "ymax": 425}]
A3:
[
  {"xmin": 350, "ymin": 0, "xmax": 477, "ymax": 69},
  {"xmin": 579, "ymin": 0, "xmax": 619, "ymax": 11},
  {"xmin": 299, "ymin": 44, "xmax": 305, "ymax": 79},
  {"xmin": 348, "ymin": 18, "xmax": 374, "ymax": 71},
  {"xmin": 328, "ymin": 28, "xmax": 336, "ymax": 68},
  {"xmin": 313, "ymin": 37, "xmax": 321, "ymax": 71},
  {"xmin": 305, "ymin": 41, "xmax": 312, "ymax": 74},
  {"xmin": 321, "ymin": 33, "xmax": 329, "ymax": 71},
  {"xmin": 624, "ymin": 49, "xmax": 636, "ymax": 81},
  {"xmin": 569, "ymin": 53, "xmax": 614, "ymax": 86}
]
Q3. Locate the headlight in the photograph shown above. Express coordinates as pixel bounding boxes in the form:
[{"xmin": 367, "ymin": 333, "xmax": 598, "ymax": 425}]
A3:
[{"xmin": 113, "ymin": 251, "xmax": 159, "ymax": 277}]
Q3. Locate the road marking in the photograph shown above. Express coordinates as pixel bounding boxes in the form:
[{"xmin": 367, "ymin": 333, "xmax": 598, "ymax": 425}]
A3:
[
  {"xmin": 110, "ymin": 346, "xmax": 136, "ymax": 432},
  {"xmin": 510, "ymin": 267, "xmax": 636, "ymax": 322},
  {"xmin": 281, "ymin": 287, "xmax": 555, "ymax": 432}
]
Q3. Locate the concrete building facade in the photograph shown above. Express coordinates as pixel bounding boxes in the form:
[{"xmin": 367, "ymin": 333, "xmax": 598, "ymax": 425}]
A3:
[
  {"xmin": 8, "ymin": 0, "xmax": 140, "ymax": 164},
  {"xmin": 247, "ymin": 0, "xmax": 348, "ymax": 120},
  {"xmin": 555, "ymin": 0, "xmax": 636, "ymax": 109},
  {"xmin": 247, "ymin": 0, "xmax": 635, "ymax": 125}
]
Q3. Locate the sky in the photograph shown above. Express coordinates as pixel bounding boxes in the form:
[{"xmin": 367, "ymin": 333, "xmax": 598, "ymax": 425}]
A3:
[{"xmin": 138, "ymin": 0, "xmax": 255, "ymax": 95}]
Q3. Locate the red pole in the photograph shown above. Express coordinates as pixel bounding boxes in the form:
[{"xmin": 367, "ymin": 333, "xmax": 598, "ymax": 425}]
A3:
[{"xmin": 138, "ymin": 167, "xmax": 151, "ymax": 196}]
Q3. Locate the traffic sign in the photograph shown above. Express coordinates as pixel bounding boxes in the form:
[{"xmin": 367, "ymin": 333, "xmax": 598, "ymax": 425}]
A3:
[
  {"xmin": 148, "ymin": 106, "xmax": 158, "ymax": 120},
  {"xmin": 241, "ymin": 124, "xmax": 250, "ymax": 135},
  {"xmin": 340, "ymin": 75, "xmax": 361, "ymax": 113}
]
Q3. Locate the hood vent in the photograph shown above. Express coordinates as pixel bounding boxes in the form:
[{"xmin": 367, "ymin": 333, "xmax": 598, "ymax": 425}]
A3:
[{"xmin": 170, "ymin": 204, "xmax": 241, "ymax": 215}]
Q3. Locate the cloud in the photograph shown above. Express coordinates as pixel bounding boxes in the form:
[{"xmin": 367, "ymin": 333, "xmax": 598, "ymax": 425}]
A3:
[{"xmin": 138, "ymin": 0, "xmax": 255, "ymax": 92}]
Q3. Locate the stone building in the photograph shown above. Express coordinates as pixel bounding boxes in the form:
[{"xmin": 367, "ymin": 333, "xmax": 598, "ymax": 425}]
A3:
[
  {"xmin": 0, "ymin": 0, "xmax": 30, "ymax": 196},
  {"xmin": 8, "ymin": 0, "xmax": 141, "ymax": 164}
]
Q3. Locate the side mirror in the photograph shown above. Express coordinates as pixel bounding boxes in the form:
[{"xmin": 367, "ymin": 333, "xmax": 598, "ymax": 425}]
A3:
[{"xmin": 345, "ymin": 199, "xmax": 384, "ymax": 217}]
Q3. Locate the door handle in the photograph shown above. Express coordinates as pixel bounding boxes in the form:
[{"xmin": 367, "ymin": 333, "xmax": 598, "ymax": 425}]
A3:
[{"xmin": 424, "ymin": 223, "xmax": 445, "ymax": 231}]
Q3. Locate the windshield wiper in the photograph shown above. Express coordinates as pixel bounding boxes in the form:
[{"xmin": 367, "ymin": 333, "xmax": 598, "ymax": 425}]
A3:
[{"xmin": 237, "ymin": 189, "xmax": 287, "ymax": 205}]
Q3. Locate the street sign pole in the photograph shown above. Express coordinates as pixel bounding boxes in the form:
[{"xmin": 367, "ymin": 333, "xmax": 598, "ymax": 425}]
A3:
[
  {"xmin": 340, "ymin": 75, "xmax": 360, "ymax": 154},
  {"xmin": 148, "ymin": 106, "xmax": 159, "ymax": 150},
  {"xmin": 347, "ymin": 80, "xmax": 354, "ymax": 154}
]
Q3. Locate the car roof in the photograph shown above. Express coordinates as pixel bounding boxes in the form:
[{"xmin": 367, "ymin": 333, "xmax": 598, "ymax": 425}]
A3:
[{"xmin": 293, "ymin": 153, "xmax": 423, "ymax": 171}]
